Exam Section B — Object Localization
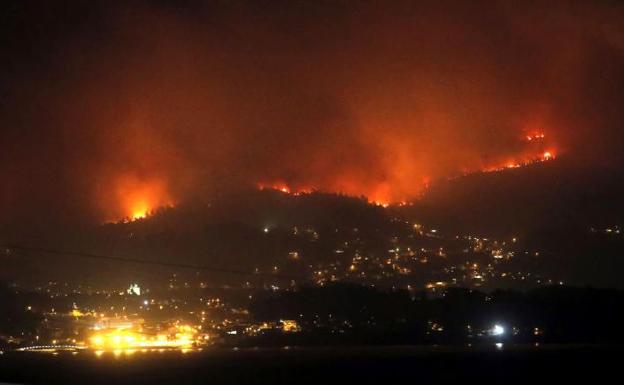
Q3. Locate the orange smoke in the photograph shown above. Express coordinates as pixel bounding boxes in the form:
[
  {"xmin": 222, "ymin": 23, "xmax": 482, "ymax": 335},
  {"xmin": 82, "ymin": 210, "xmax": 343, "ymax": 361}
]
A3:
[
  {"xmin": 3, "ymin": 0, "xmax": 624, "ymax": 228},
  {"xmin": 110, "ymin": 174, "xmax": 174, "ymax": 222}
]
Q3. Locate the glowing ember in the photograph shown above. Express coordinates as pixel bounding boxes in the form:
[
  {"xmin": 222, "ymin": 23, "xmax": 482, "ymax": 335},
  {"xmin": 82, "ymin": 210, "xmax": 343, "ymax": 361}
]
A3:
[
  {"xmin": 258, "ymin": 182, "xmax": 398, "ymax": 207},
  {"xmin": 254, "ymin": 125, "xmax": 558, "ymax": 205},
  {"xmin": 526, "ymin": 132, "xmax": 546, "ymax": 141},
  {"xmin": 257, "ymin": 183, "xmax": 312, "ymax": 196},
  {"xmin": 482, "ymin": 149, "xmax": 556, "ymax": 174},
  {"xmin": 257, "ymin": 143, "xmax": 558, "ymax": 206}
]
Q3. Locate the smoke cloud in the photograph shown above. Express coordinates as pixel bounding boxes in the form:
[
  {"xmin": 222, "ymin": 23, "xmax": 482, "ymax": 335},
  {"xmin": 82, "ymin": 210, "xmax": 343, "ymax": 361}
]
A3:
[{"xmin": 2, "ymin": 0, "xmax": 624, "ymax": 225}]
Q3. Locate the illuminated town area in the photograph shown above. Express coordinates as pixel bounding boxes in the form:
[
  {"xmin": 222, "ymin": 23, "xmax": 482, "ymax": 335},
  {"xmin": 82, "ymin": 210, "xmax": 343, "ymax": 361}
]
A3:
[{"xmin": 2, "ymin": 0, "xmax": 624, "ymax": 383}]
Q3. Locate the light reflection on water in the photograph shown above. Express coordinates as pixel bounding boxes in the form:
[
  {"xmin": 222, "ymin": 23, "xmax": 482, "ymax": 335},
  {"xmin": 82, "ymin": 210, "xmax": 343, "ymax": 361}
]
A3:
[
  {"xmin": 91, "ymin": 348, "xmax": 203, "ymax": 358},
  {"xmin": 22, "ymin": 348, "xmax": 205, "ymax": 358},
  {"xmin": 11, "ymin": 344, "xmax": 548, "ymax": 359}
]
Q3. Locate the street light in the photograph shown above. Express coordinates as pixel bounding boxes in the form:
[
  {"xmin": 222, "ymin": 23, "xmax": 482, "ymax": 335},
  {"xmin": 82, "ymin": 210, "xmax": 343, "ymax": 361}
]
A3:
[{"xmin": 491, "ymin": 324, "xmax": 505, "ymax": 336}]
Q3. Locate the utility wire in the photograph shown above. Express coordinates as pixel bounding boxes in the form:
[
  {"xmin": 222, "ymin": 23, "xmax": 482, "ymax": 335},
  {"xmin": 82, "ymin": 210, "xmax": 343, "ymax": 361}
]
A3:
[{"xmin": 1, "ymin": 244, "xmax": 304, "ymax": 281}]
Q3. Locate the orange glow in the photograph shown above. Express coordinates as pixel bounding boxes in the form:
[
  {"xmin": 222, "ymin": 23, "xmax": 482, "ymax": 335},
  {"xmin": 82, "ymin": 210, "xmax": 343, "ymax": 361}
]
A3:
[
  {"xmin": 111, "ymin": 174, "xmax": 174, "ymax": 222},
  {"xmin": 257, "ymin": 182, "xmax": 313, "ymax": 196},
  {"xmin": 526, "ymin": 132, "xmax": 546, "ymax": 141},
  {"xmin": 483, "ymin": 148, "xmax": 557, "ymax": 175},
  {"xmin": 131, "ymin": 201, "xmax": 150, "ymax": 220},
  {"xmin": 258, "ymin": 181, "xmax": 399, "ymax": 207},
  {"xmin": 257, "ymin": 140, "xmax": 558, "ymax": 206}
]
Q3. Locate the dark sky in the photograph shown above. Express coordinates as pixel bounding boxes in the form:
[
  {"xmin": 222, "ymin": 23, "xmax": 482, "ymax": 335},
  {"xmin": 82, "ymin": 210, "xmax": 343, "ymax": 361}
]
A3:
[{"xmin": 2, "ymin": 0, "xmax": 624, "ymax": 225}]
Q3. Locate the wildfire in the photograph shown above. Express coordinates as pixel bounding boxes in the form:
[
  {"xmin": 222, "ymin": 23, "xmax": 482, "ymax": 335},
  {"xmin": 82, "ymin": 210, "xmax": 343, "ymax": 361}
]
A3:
[
  {"xmin": 525, "ymin": 132, "xmax": 546, "ymax": 141},
  {"xmin": 258, "ymin": 182, "xmax": 399, "ymax": 207},
  {"xmin": 483, "ymin": 149, "xmax": 556, "ymax": 174},
  {"xmin": 111, "ymin": 174, "xmax": 174, "ymax": 222},
  {"xmin": 257, "ymin": 144, "xmax": 558, "ymax": 206},
  {"xmin": 130, "ymin": 201, "xmax": 150, "ymax": 220},
  {"xmin": 105, "ymin": 127, "xmax": 558, "ymax": 219},
  {"xmin": 480, "ymin": 129, "xmax": 557, "ymax": 174},
  {"xmin": 254, "ymin": 125, "xmax": 558, "ymax": 206},
  {"xmin": 257, "ymin": 183, "xmax": 313, "ymax": 196}
]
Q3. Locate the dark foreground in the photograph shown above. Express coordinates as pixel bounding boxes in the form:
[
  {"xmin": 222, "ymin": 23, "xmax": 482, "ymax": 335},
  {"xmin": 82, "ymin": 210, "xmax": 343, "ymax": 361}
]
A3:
[{"xmin": 1, "ymin": 345, "xmax": 621, "ymax": 384}]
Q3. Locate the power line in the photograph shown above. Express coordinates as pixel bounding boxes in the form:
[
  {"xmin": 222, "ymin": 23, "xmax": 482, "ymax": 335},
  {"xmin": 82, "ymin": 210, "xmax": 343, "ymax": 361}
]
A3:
[{"xmin": 1, "ymin": 244, "xmax": 304, "ymax": 281}]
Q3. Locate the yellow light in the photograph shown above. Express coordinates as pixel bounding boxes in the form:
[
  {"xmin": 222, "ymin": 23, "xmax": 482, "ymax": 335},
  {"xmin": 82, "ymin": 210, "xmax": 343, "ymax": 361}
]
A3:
[
  {"xmin": 281, "ymin": 320, "xmax": 301, "ymax": 333},
  {"xmin": 132, "ymin": 208, "xmax": 148, "ymax": 220},
  {"xmin": 88, "ymin": 325, "xmax": 199, "ymax": 352},
  {"xmin": 91, "ymin": 335, "xmax": 104, "ymax": 346}
]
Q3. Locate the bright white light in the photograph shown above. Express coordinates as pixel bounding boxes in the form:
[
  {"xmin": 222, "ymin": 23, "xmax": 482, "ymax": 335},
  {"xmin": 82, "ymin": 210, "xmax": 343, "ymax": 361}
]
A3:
[
  {"xmin": 495, "ymin": 342, "xmax": 503, "ymax": 349},
  {"xmin": 491, "ymin": 324, "xmax": 505, "ymax": 336},
  {"xmin": 143, "ymin": 300, "xmax": 149, "ymax": 306},
  {"xmin": 263, "ymin": 227, "xmax": 269, "ymax": 233},
  {"xmin": 127, "ymin": 283, "xmax": 141, "ymax": 296}
]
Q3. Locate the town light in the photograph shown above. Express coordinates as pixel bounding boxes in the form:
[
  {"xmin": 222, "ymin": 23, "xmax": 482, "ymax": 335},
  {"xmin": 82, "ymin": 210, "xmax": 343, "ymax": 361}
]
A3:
[{"xmin": 491, "ymin": 324, "xmax": 505, "ymax": 336}]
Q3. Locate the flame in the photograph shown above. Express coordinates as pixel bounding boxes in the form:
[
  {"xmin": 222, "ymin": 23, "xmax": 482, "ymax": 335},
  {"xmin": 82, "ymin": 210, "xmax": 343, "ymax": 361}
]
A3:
[
  {"xmin": 257, "ymin": 182, "xmax": 312, "ymax": 196},
  {"xmin": 112, "ymin": 174, "xmax": 173, "ymax": 222},
  {"xmin": 256, "ymin": 145, "xmax": 558, "ymax": 206},
  {"xmin": 525, "ymin": 132, "xmax": 545, "ymax": 141},
  {"xmin": 483, "ymin": 149, "xmax": 557, "ymax": 174},
  {"xmin": 104, "ymin": 124, "xmax": 558, "ymax": 219},
  {"xmin": 258, "ymin": 181, "xmax": 395, "ymax": 207},
  {"xmin": 257, "ymin": 138, "xmax": 559, "ymax": 206}
]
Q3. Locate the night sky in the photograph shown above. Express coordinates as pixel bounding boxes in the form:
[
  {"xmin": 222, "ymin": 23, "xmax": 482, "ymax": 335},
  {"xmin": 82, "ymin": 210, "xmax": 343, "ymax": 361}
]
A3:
[{"xmin": 2, "ymin": 0, "xmax": 624, "ymax": 225}]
